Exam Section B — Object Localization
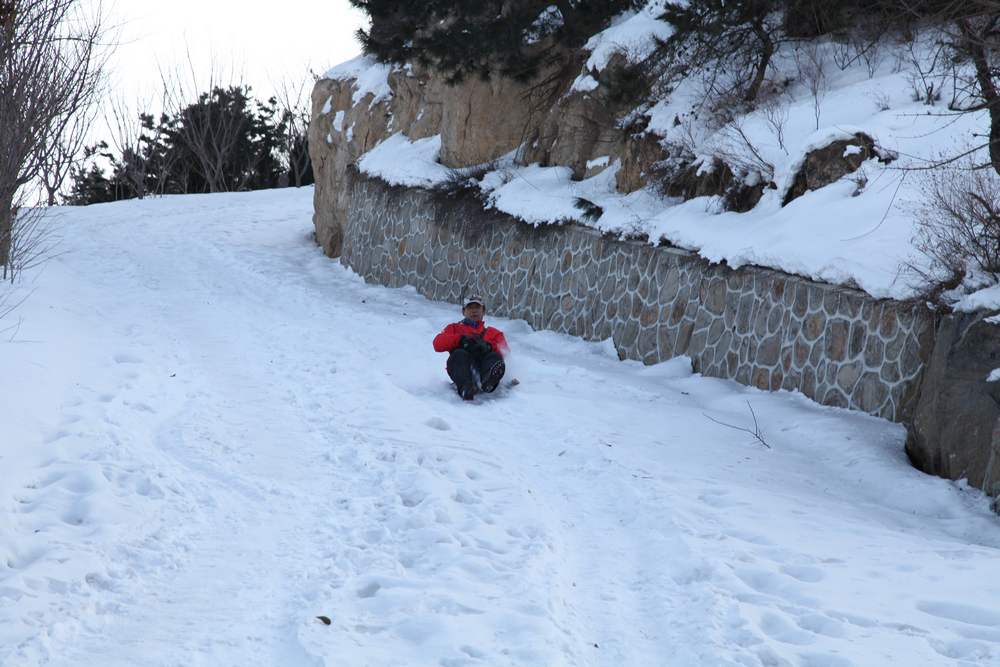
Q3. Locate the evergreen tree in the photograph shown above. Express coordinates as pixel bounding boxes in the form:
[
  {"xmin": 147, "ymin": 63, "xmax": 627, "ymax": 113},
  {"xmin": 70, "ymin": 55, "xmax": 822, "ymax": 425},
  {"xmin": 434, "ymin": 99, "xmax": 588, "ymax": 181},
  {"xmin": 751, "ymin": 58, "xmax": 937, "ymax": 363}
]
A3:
[
  {"xmin": 349, "ymin": 0, "xmax": 638, "ymax": 83},
  {"xmin": 65, "ymin": 86, "xmax": 311, "ymax": 205}
]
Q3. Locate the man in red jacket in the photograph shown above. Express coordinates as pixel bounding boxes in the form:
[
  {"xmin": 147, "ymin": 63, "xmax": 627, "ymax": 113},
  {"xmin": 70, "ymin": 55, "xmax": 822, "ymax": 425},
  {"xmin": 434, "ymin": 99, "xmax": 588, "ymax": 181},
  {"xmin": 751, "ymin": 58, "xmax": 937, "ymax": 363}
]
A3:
[{"xmin": 433, "ymin": 295, "xmax": 509, "ymax": 400}]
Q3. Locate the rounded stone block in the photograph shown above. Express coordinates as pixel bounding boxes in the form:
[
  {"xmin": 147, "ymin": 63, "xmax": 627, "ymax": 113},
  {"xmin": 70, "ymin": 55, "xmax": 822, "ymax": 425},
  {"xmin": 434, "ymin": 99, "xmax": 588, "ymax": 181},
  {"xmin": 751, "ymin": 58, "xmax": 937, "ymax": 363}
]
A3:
[
  {"xmin": 803, "ymin": 311, "xmax": 827, "ymax": 341},
  {"xmin": 825, "ymin": 319, "xmax": 849, "ymax": 362}
]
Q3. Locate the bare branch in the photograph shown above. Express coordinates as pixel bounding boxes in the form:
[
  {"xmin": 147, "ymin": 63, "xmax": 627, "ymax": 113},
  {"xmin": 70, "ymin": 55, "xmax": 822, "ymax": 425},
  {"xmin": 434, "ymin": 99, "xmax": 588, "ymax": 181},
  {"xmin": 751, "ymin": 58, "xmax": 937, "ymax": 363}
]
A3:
[
  {"xmin": 0, "ymin": 0, "xmax": 110, "ymax": 278},
  {"xmin": 703, "ymin": 400, "xmax": 771, "ymax": 449}
]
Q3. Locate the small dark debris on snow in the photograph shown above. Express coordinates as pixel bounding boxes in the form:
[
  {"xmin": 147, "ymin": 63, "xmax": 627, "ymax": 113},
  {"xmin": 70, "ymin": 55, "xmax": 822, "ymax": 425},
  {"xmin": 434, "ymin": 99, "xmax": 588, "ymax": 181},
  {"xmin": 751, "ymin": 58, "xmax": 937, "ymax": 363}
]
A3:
[
  {"xmin": 316, "ymin": 615, "xmax": 332, "ymax": 626},
  {"xmin": 557, "ymin": 450, "xmax": 566, "ymax": 456}
]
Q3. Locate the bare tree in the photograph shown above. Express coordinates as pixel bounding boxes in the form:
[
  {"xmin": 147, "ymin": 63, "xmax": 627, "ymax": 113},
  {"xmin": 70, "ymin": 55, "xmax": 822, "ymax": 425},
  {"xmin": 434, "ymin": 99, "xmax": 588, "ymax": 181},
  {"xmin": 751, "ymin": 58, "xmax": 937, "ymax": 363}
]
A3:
[
  {"xmin": 38, "ymin": 104, "xmax": 92, "ymax": 205},
  {"xmin": 274, "ymin": 73, "xmax": 314, "ymax": 187},
  {"xmin": 952, "ymin": 6, "xmax": 1000, "ymax": 175},
  {"xmin": 104, "ymin": 94, "xmax": 158, "ymax": 199},
  {"xmin": 892, "ymin": 1, "xmax": 1000, "ymax": 175},
  {"xmin": 0, "ymin": 0, "xmax": 108, "ymax": 280},
  {"xmin": 159, "ymin": 54, "xmax": 258, "ymax": 193}
]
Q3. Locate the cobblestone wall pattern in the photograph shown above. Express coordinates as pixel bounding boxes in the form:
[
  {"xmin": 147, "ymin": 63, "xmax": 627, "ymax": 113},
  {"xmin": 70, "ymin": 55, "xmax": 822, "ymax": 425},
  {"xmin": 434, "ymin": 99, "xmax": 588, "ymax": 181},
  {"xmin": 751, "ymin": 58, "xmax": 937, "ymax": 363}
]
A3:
[{"xmin": 338, "ymin": 169, "xmax": 935, "ymax": 422}]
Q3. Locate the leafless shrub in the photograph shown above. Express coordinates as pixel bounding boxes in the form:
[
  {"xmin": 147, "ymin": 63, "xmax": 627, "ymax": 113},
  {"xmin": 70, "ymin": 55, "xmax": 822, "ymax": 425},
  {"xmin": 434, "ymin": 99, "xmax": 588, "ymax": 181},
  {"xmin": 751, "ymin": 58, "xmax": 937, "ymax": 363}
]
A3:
[
  {"xmin": 105, "ymin": 95, "xmax": 152, "ymax": 199},
  {"xmin": 849, "ymin": 164, "xmax": 869, "ymax": 196},
  {"xmin": 38, "ymin": 105, "xmax": 93, "ymax": 205},
  {"xmin": 831, "ymin": 38, "xmax": 854, "ymax": 72},
  {"xmin": 872, "ymin": 90, "xmax": 892, "ymax": 111},
  {"xmin": 795, "ymin": 43, "xmax": 828, "ymax": 130},
  {"xmin": 854, "ymin": 29, "xmax": 886, "ymax": 79},
  {"xmin": 0, "ymin": 0, "xmax": 109, "ymax": 281},
  {"xmin": 904, "ymin": 33, "xmax": 948, "ymax": 105},
  {"xmin": 717, "ymin": 120, "xmax": 775, "ymax": 184},
  {"xmin": 761, "ymin": 93, "xmax": 790, "ymax": 155},
  {"xmin": 911, "ymin": 159, "xmax": 1000, "ymax": 301},
  {"xmin": 7, "ymin": 207, "xmax": 58, "ymax": 278},
  {"xmin": 831, "ymin": 23, "xmax": 886, "ymax": 78},
  {"xmin": 274, "ymin": 73, "xmax": 314, "ymax": 187}
]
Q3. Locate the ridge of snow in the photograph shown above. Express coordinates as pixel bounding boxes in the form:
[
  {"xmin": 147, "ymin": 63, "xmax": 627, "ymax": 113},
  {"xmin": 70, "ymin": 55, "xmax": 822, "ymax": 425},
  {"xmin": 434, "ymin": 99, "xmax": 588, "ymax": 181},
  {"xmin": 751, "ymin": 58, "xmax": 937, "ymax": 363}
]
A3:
[{"xmin": 954, "ymin": 283, "xmax": 1000, "ymax": 313}]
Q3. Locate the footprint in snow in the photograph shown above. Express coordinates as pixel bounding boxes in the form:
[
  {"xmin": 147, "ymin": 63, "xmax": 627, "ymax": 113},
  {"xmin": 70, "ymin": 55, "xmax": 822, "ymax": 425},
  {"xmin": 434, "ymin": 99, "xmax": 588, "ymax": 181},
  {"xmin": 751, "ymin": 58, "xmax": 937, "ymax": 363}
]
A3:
[
  {"xmin": 424, "ymin": 416, "xmax": 451, "ymax": 431},
  {"xmin": 113, "ymin": 353, "xmax": 143, "ymax": 364}
]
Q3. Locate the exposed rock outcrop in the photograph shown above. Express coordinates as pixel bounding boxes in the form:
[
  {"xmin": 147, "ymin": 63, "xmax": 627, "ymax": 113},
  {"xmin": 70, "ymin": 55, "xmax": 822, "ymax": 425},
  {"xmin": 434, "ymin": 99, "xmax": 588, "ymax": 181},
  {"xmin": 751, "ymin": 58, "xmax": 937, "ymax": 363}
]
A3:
[
  {"xmin": 782, "ymin": 132, "xmax": 876, "ymax": 206},
  {"xmin": 519, "ymin": 54, "xmax": 647, "ymax": 181},
  {"xmin": 662, "ymin": 157, "xmax": 769, "ymax": 213},
  {"xmin": 617, "ymin": 128, "xmax": 670, "ymax": 194},
  {"xmin": 308, "ymin": 77, "xmax": 393, "ymax": 256},
  {"xmin": 309, "ymin": 55, "xmax": 680, "ymax": 257},
  {"xmin": 907, "ymin": 313, "xmax": 1000, "ymax": 497}
]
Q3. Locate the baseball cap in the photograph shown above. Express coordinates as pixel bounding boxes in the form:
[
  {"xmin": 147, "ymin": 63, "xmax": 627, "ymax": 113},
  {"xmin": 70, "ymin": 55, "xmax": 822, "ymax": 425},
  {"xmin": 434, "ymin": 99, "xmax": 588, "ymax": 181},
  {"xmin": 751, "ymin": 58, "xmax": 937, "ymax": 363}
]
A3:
[{"xmin": 463, "ymin": 294, "xmax": 485, "ymax": 307}]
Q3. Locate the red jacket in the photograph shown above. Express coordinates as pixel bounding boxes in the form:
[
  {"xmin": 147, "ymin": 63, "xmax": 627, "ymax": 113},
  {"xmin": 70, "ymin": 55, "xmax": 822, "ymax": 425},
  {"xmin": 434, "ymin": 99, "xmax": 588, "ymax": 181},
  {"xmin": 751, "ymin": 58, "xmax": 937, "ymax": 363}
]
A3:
[{"xmin": 433, "ymin": 319, "xmax": 509, "ymax": 357}]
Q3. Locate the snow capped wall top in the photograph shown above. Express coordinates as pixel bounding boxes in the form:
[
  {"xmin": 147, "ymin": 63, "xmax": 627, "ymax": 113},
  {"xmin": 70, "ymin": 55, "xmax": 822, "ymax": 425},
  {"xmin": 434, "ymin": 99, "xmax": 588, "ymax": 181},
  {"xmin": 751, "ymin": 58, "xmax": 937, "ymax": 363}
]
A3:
[{"xmin": 357, "ymin": 133, "xmax": 451, "ymax": 188}]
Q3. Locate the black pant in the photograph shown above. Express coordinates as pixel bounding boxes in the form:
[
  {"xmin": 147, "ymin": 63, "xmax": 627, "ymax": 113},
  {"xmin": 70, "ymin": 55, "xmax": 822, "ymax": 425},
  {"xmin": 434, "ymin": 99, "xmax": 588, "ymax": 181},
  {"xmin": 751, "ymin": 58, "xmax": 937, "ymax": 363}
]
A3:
[{"xmin": 447, "ymin": 349, "xmax": 505, "ymax": 393}]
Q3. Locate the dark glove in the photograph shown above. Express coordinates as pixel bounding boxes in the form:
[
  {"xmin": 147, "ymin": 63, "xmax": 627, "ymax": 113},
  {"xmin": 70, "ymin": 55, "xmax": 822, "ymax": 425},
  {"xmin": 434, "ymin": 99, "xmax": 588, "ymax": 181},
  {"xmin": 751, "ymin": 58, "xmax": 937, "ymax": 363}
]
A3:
[{"xmin": 459, "ymin": 336, "xmax": 491, "ymax": 356}]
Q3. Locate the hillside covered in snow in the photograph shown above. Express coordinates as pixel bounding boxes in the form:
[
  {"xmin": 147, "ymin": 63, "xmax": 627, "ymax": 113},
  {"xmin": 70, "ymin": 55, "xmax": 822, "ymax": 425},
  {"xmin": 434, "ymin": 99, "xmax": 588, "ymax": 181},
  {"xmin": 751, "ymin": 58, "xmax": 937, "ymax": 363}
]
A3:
[{"xmin": 316, "ymin": 0, "xmax": 1000, "ymax": 307}]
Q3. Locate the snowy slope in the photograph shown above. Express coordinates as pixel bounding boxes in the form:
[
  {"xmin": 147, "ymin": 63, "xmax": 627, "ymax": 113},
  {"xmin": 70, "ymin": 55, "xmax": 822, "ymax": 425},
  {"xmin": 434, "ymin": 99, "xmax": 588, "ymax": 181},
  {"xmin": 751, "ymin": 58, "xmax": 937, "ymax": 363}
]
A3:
[
  {"xmin": 336, "ymin": 5, "xmax": 993, "ymax": 302},
  {"xmin": 2, "ymin": 188, "xmax": 1000, "ymax": 666}
]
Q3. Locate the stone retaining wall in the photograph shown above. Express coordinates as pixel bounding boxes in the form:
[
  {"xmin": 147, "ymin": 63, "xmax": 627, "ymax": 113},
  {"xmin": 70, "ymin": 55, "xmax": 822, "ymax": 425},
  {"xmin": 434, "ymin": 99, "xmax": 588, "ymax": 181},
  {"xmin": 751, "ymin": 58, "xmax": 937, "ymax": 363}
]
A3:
[{"xmin": 338, "ymin": 168, "xmax": 936, "ymax": 423}]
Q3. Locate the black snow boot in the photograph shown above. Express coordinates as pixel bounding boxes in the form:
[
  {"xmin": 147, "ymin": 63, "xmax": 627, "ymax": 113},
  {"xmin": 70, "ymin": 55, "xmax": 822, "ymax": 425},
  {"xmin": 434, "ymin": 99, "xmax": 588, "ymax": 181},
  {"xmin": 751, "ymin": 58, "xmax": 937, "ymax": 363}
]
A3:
[{"xmin": 479, "ymin": 354, "xmax": 506, "ymax": 393}]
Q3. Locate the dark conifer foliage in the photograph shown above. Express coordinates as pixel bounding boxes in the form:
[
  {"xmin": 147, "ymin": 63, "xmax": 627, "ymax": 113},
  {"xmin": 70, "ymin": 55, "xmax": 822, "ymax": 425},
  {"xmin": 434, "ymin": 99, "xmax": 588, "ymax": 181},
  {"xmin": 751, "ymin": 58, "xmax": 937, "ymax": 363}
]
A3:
[
  {"xmin": 66, "ymin": 86, "xmax": 313, "ymax": 206},
  {"xmin": 660, "ymin": 0, "xmax": 782, "ymax": 104},
  {"xmin": 349, "ymin": 0, "xmax": 638, "ymax": 83}
]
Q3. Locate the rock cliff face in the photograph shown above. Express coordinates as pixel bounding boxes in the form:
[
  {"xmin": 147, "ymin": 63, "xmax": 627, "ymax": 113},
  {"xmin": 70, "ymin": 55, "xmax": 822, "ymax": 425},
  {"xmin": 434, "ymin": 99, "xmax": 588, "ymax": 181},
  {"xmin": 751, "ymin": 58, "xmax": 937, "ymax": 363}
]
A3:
[
  {"xmin": 907, "ymin": 313, "xmax": 1000, "ymax": 496},
  {"xmin": 308, "ymin": 58, "xmax": 668, "ymax": 257}
]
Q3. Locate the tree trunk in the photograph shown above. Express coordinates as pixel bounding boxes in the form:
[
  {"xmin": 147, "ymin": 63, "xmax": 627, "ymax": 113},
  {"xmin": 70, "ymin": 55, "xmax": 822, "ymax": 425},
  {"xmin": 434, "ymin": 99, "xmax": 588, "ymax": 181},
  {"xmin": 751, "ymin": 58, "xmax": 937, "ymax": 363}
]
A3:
[
  {"xmin": 0, "ymin": 192, "xmax": 13, "ymax": 280},
  {"xmin": 960, "ymin": 18, "xmax": 1000, "ymax": 175},
  {"xmin": 746, "ymin": 26, "xmax": 774, "ymax": 103}
]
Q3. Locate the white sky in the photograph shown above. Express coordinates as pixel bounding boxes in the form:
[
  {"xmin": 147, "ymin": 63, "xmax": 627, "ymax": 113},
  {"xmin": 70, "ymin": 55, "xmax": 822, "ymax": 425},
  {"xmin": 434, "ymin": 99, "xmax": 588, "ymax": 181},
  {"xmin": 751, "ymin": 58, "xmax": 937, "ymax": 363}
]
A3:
[{"xmin": 106, "ymin": 0, "xmax": 367, "ymax": 104}]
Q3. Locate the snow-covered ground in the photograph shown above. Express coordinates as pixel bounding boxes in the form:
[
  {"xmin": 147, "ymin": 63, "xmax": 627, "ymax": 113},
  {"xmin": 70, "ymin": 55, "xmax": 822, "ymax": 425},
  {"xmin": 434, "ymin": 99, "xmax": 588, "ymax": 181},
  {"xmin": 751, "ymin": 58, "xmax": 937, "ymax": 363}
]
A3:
[{"xmin": 3, "ymin": 188, "xmax": 1000, "ymax": 666}]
